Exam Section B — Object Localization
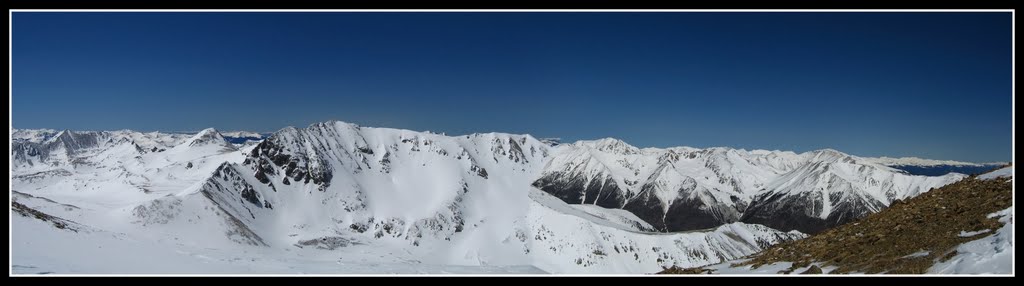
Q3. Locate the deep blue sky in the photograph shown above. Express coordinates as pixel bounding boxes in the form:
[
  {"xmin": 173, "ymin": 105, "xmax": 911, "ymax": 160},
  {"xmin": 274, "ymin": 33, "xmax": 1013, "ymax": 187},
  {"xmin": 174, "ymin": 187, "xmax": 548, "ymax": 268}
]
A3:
[{"xmin": 12, "ymin": 12, "xmax": 1012, "ymax": 162}]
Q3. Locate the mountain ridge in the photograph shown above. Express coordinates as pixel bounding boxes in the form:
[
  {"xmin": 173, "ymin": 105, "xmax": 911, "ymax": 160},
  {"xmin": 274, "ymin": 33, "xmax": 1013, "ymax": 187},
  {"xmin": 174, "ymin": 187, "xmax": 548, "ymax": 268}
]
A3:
[
  {"xmin": 12, "ymin": 121, "xmax": 969, "ymax": 235},
  {"xmin": 10, "ymin": 120, "xmax": 981, "ymax": 273}
]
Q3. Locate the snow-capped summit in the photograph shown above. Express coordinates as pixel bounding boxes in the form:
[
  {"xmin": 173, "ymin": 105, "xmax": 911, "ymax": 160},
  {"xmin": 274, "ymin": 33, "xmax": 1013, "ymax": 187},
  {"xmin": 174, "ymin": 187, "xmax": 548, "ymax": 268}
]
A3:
[
  {"xmin": 185, "ymin": 128, "xmax": 234, "ymax": 149},
  {"xmin": 807, "ymin": 148, "xmax": 855, "ymax": 163},
  {"xmin": 580, "ymin": 138, "xmax": 642, "ymax": 155}
]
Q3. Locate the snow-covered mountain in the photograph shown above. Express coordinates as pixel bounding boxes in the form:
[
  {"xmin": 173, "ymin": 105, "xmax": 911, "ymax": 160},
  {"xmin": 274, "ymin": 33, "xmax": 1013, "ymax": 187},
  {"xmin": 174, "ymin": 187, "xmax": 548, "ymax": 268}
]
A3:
[
  {"xmin": 739, "ymin": 150, "xmax": 964, "ymax": 234},
  {"xmin": 534, "ymin": 141, "xmax": 965, "ymax": 234},
  {"xmin": 11, "ymin": 121, "xmax": 975, "ymax": 273},
  {"xmin": 533, "ymin": 139, "xmax": 805, "ymax": 232},
  {"xmin": 11, "ymin": 129, "xmax": 195, "ymax": 171},
  {"xmin": 11, "ymin": 122, "xmax": 806, "ymax": 274},
  {"xmin": 11, "ymin": 128, "xmax": 60, "ymax": 143}
]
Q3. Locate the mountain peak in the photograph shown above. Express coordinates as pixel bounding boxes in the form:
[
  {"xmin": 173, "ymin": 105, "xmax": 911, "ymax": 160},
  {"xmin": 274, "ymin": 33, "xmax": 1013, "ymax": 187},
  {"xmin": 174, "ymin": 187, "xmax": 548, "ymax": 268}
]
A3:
[
  {"xmin": 186, "ymin": 128, "xmax": 230, "ymax": 147},
  {"xmin": 583, "ymin": 138, "xmax": 641, "ymax": 155},
  {"xmin": 197, "ymin": 127, "xmax": 219, "ymax": 135},
  {"xmin": 808, "ymin": 148, "xmax": 852, "ymax": 162},
  {"xmin": 322, "ymin": 120, "xmax": 361, "ymax": 130}
]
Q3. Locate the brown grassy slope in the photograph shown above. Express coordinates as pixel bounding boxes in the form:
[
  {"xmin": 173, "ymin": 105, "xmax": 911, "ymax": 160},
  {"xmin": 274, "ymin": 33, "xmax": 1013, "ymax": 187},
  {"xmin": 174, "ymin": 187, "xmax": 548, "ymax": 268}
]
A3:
[{"xmin": 736, "ymin": 176, "xmax": 1012, "ymax": 274}]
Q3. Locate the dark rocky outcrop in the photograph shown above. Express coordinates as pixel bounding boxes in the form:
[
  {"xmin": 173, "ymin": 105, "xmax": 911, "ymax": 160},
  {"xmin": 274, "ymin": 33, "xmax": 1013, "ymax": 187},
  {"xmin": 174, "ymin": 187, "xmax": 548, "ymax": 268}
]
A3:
[{"xmin": 740, "ymin": 187, "xmax": 886, "ymax": 234}]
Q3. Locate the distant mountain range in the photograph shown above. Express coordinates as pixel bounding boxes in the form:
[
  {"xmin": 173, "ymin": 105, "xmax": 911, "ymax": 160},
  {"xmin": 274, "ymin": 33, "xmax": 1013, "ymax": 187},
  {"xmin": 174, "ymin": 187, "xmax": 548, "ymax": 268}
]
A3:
[{"xmin": 9, "ymin": 121, "xmax": 1003, "ymax": 274}]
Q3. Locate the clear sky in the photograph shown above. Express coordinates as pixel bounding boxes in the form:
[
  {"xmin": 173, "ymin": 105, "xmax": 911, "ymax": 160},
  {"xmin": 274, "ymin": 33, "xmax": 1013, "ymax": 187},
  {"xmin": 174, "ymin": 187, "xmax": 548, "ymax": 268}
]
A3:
[{"xmin": 11, "ymin": 12, "xmax": 1012, "ymax": 162}]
